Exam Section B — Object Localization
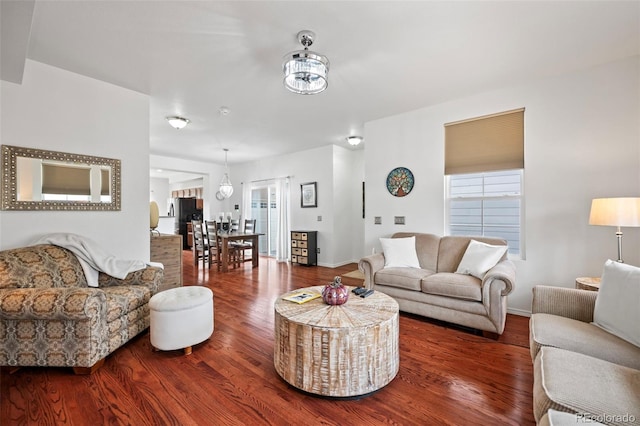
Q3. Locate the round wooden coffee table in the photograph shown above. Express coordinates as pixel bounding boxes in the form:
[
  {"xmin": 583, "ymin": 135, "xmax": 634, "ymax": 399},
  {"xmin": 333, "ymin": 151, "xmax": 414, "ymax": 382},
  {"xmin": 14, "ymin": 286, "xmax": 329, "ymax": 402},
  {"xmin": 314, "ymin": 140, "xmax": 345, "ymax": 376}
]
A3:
[{"xmin": 274, "ymin": 286, "xmax": 399, "ymax": 397}]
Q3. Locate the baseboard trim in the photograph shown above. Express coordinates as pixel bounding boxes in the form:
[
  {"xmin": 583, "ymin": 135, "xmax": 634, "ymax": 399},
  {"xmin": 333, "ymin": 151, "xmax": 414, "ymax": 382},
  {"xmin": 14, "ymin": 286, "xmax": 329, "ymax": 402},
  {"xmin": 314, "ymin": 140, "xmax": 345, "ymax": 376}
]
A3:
[{"xmin": 507, "ymin": 307, "xmax": 531, "ymax": 317}]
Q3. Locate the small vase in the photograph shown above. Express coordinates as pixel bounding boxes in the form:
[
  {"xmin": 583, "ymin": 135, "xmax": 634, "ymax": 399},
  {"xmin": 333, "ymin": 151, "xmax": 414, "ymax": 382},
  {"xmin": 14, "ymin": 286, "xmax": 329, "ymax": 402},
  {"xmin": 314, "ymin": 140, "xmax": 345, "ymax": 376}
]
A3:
[{"xmin": 322, "ymin": 276, "xmax": 349, "ymax": 305}]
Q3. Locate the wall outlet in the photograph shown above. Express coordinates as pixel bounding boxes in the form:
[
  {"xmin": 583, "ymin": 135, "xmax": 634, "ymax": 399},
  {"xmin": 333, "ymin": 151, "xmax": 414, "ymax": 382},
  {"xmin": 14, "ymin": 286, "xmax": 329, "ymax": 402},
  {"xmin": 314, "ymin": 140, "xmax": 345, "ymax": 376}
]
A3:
[
  {"xmin": 374, "ymin": 216, "xmax": 382, "ymax": 225},
  {"xmin": 394, "ymin": 216, "xmax": 405, "ymax": 225},
  {"xmin": 316, "ymin": 247, "xmax": 320, "ymax": 254},
  {"xmin": 317, "ymin": 215, "xmax": 322, "ymax": 221}
]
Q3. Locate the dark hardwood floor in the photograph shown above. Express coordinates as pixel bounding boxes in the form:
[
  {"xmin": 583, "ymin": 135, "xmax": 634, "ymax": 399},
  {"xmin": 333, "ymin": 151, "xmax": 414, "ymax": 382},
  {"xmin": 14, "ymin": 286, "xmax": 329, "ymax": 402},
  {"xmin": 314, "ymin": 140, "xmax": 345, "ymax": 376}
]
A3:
[{"xmin": 1, "ymin": 252, "xmax": 534, "ymax": 425}]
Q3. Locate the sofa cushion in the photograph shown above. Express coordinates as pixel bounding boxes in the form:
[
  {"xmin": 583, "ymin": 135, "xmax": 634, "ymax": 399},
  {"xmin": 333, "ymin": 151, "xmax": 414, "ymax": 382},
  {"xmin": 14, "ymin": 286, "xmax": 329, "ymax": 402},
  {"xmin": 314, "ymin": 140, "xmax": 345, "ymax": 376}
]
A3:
[
  {"xmin": 593, "ymin": 259, "xmax": 640, "ymax": 347},
  {"xmin": 0, "ymin": 245, "xmax": 87, "ymax": 289},
  {"xmin": 455, "ymin": 240, "xmax": 507, "ymax": 279},
  {"xmin": 380, "ymin": 236, "xmax": 420, "ymax": 268},
  {"xmin": 392, "ymin": 232, "xmax": 440, "ymax": 272},
  {"xmin": 103, "ymin": 285, "xmax": 154, "ymax": 323},
  {"xmin": 375, "ymin": 267, "xmax": 434, "ymax": 291},
  {"xmin": 530, "ymin": 313, "xmax": 640, "ymax": 370},
  {"xmin": 533, "ymin": 347, "xmax": 640, "ymax": 424},
  {"xmin": 421, "ymin": 273, "xmax": 482, "ymax": 301},
  {"xmin": 437, "ymin": 236, "xmax": 507, "ymax": 273},
  {"xmin": 539, "ymin": 410, "xmax": 607, "ymax": 426}
]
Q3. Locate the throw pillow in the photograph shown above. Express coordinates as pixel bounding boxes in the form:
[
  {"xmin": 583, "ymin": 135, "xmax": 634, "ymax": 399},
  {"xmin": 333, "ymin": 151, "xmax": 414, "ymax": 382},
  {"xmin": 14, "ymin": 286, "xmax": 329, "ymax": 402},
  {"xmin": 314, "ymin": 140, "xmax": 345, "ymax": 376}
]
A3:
[
  {"xmin": 593, "ymin": 260, "xmax": 640, "ymax": 347},
  {"xmin": 455, "ymin": 240, "xmax": 507, "ymax": 279},
  {"xmin": 380, "ymin": 237, "xmax": 421, "ymax": 269}
]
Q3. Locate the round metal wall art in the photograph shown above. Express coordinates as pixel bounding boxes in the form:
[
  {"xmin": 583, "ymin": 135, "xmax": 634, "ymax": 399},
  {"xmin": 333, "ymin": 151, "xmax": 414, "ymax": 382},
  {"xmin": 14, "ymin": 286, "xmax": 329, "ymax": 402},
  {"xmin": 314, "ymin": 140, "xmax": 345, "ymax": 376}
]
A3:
[{"xmin": 386, "ymin": 167, "xmax": 414, "ymax": 197}]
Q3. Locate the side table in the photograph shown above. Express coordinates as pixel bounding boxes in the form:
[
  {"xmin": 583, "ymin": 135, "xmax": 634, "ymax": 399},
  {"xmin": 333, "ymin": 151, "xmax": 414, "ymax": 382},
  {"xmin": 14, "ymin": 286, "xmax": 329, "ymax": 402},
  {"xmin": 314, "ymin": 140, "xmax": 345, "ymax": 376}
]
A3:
[{"xmin": 575, "ymin": 277, "xmax": 601, "ymax": 291}]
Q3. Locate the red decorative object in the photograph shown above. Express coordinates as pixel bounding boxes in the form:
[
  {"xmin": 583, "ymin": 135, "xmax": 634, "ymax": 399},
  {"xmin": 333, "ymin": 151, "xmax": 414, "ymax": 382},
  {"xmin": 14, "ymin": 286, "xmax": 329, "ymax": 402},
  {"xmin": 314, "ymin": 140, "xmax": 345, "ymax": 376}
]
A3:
[{"xmin": 322, "ymin": 276, "xmax": 349, "ymax": 305}]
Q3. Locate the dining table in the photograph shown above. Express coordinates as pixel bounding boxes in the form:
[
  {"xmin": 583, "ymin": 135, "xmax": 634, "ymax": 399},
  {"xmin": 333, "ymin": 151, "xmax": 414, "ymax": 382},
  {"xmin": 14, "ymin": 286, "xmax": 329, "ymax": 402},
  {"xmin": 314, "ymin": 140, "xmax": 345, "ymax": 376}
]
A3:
[{"xmin": 217, "ymin": 232, "xmax": 263, "ymax": 272}]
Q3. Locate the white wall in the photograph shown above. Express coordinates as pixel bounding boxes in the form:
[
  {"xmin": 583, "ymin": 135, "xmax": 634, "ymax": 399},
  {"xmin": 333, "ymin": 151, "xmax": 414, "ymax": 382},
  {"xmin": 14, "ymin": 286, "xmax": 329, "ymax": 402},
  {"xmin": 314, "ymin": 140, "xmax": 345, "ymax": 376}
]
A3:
[
  {"xmin": 150, "ymin": 177, "xmax": 170, "ymax": 214},
  {"xmin": 0, "ymin": 60, "xmax": 151, "ymax": 260},
  {"xmin": 364, "ymin": 56, "xmax": 640, "ymax": 315},
  {"xmin": 232, "ymin": 145, "xmax": 364, "ymax": 267}
]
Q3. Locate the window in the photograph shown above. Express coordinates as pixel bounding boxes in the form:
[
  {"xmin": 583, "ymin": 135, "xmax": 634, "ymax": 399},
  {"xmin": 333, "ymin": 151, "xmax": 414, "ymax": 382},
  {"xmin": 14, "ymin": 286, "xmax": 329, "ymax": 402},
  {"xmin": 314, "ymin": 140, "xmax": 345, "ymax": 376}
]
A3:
[
  {"xmin": 444, "ymin": 108, "xmax": 525, "ymax": 257},
  {"xmin": 446, "ymin": 170, "xmax": 523, "ymax": 257}
]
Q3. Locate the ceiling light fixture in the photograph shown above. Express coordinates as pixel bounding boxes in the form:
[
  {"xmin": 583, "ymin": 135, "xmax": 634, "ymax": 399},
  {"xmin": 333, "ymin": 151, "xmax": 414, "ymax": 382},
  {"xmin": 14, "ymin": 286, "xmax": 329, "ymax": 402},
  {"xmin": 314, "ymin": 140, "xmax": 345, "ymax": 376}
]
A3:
[
  {"xmin": 283, "ymin": 30, "xmax": 330, "ymax": 95},
  {"xmin": 218, "ymin": 148, "xmax": 234, "ymax": 199},
  {"xmin": 166, "ymin": 116, "xmax": 190, "ymax": 130},
  {"xmin": 347, "ymin": 136, "xmax": 363, "ymax": 146}
]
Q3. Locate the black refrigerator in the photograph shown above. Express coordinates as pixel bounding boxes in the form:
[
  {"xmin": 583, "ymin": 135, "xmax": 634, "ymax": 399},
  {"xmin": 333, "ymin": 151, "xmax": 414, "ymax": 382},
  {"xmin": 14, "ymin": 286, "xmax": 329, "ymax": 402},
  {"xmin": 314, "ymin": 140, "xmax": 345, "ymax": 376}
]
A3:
[{"xmin": 174, "ymin": 198, "xmax": 203, "ymax": 249}]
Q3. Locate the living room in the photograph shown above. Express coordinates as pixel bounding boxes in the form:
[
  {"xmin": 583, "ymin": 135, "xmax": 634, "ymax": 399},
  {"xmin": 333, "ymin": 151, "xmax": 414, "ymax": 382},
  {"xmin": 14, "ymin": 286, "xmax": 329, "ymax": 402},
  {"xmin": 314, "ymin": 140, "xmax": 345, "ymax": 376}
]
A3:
[{"xmin": 1, "ymin": 1, "xmax": 639, "ymax": 425}]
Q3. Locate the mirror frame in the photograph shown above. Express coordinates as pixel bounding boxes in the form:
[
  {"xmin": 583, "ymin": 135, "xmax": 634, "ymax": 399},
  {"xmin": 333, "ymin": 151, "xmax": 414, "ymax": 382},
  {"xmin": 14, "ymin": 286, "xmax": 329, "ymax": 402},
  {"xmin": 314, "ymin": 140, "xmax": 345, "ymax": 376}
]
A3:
[{"xmin": 1, "ymin": 145, "xmax": 121, "ymax": 211}]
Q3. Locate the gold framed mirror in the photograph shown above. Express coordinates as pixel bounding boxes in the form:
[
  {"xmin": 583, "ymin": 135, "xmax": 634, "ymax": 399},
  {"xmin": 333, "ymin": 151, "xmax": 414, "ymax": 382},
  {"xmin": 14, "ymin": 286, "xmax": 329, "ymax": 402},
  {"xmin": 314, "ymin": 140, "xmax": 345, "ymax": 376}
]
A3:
[{"xmin": 1, "ymin": 145, "xmax": 121, "ymax": 211}]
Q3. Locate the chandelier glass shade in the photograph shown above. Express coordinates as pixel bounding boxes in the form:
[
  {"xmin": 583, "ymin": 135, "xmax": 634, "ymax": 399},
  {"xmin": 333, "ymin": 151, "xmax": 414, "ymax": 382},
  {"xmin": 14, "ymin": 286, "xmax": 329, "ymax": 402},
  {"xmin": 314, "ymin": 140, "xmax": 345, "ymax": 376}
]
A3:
[
  {"xmin": 283, "ymin": 30, "xmax": 329, "ymax": 95},
  {"xmin": 219, "ymin": 149, "xmax": 233, "ymax": 199}
]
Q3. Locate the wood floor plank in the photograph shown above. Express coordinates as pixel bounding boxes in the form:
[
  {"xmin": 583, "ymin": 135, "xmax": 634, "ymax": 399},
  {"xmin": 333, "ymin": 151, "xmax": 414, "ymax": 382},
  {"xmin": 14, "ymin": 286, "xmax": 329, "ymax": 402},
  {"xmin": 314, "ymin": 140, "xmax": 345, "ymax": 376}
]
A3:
[{"xmin": 0, "ymin": 253, "xmax": 535, "ymax": 425}]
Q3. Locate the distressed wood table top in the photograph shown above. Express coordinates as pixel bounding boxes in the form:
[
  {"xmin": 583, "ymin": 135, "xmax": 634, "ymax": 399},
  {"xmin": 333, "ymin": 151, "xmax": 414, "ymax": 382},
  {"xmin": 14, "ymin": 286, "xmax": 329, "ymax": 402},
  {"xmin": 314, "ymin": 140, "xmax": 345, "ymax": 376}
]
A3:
[{"xmin": 274, "ymin": 286, "xmax": 399, "ymax": 397}]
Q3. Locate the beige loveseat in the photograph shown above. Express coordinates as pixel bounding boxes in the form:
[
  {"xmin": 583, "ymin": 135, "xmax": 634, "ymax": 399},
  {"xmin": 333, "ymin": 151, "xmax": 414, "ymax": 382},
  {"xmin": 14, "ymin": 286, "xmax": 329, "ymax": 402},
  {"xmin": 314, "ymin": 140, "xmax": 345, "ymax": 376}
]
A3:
[
  {"xmin": 358, "ymin": 232, "xmax": 516, "ymax": 335},
  {"xmin": 530, "ymin": 285, "xmax": 640, "ymax": 425},
  {"xmin": 0, "ymin": 244, "xmax": 164, "ymax": 373}
]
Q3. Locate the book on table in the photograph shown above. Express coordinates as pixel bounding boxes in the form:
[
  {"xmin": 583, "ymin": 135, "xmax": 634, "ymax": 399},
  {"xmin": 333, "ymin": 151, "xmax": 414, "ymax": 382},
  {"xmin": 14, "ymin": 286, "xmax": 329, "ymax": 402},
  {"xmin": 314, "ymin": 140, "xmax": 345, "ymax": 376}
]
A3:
[{"xmin": 282, "ymin": 291, "xmax": 321, "ymax": 304}]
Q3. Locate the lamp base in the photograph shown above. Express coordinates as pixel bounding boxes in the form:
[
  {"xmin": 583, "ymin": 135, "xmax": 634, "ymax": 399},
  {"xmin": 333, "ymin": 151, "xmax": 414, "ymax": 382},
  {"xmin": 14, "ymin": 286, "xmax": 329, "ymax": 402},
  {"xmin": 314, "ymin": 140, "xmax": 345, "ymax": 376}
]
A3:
[{"xmin": 615, "ymin": 228, "xmax": 624, "ymax": 263}]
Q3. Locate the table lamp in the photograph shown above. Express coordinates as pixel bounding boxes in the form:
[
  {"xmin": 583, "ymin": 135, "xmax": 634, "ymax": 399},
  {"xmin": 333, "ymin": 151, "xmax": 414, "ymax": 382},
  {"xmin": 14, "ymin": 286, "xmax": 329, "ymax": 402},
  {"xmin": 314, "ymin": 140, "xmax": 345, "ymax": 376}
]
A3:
[{"xmin": 589, "ymin": 197, "xmax": 640, "ymax": 263}]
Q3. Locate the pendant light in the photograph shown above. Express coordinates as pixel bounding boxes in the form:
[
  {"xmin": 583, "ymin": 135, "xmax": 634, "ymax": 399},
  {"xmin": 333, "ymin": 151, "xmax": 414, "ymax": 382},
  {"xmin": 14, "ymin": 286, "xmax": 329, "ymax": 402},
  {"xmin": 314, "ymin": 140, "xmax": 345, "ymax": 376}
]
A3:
[{"xmin": 219, "ymin": 149, "xmax": 233, "ymax": 199}]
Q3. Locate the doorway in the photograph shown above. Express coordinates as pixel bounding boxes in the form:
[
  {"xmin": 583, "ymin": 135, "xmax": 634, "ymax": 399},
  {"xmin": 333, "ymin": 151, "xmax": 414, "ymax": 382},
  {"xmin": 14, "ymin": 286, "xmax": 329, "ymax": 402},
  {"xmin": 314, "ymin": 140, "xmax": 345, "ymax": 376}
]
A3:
[{"xmin": 251, "ymin": 184, "xmax": 277, "ymax": 256}]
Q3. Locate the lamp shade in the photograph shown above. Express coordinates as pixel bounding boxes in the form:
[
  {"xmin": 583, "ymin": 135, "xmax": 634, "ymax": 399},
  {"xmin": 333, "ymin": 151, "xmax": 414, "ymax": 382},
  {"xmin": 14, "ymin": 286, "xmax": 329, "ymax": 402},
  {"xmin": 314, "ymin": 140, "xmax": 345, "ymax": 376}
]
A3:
[
  {"xmin": 150, "ymin": 201, "xmax": 160, "ymax": 230},
  {"xmin": 589, "ymin": 198, "xmax": 640, "ymax": 227}
]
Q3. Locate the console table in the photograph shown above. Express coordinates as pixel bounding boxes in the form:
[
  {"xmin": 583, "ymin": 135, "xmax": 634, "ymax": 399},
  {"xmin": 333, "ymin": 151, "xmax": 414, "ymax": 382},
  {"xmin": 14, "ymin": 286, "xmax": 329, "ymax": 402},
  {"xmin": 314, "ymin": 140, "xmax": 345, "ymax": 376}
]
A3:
[{"xmin": 150, "ymin": 234, "xmax": 182, "ymax": 292}]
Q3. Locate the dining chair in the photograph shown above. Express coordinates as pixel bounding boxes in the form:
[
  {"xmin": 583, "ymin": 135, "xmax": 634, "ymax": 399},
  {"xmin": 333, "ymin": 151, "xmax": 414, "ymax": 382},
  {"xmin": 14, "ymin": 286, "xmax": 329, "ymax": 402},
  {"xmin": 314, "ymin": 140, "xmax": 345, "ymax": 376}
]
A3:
[
  {"xmin": 209, "ymin": 220, "xmax": 239, "ymax": 270},
  {"xmin": 203, "ymin": 220, "xmax": 219, "ymax": 269},
  {"xmin": 234, "ymin": 218, "xmax": 257, "ymax": 265},
  {"xmin": 191, "ymin": 220, "xmax": 208, "ymax": 269}
]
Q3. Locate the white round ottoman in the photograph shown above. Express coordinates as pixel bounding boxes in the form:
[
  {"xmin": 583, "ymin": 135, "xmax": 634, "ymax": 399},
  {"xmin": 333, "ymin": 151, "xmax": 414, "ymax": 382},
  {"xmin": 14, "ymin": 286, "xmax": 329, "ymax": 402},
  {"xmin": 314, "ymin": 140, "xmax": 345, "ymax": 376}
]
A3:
[{"xmin": 149, "ymin": 286, "xmax": 214, "ymax": 355}]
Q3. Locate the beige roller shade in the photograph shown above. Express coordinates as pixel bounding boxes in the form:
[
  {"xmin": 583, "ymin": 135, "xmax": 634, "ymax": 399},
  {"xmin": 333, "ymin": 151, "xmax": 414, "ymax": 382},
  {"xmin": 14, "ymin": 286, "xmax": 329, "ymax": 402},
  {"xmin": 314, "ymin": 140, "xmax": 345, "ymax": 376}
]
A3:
[
  {"xmin": 42, "ymin": 164, "xmax": 91, "ymax": 195},
  {"xmin": 445, "ymin": 108, "xmax": 524, "ymax": 175}
]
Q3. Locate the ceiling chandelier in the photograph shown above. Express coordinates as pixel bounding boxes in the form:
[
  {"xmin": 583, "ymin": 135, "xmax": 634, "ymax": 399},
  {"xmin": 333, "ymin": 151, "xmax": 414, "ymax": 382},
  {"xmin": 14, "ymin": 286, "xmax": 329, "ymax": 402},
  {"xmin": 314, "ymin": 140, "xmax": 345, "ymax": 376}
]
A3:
[
  {"xmin": 218, "ymin": 148, "xmax": 233, "ymax": 200},
  {"xmin": 283, "ymin": 30, "xmax": 330, "ymax": 95},
  {"xmin": 165, "ymin": 116, "xmax": 190, "ymax": 129}
]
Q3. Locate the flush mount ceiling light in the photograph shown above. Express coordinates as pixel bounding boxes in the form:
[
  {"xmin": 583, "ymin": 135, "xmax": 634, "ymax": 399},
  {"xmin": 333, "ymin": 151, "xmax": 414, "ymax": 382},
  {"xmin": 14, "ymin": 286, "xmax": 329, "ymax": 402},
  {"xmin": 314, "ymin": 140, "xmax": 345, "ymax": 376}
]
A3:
[
  {"xmin": 165, "ymin": 116, "xmax": 190, "ymax": 130},
  {"xmin": 218, "ymin": 148, "xmax": 234, "ymax": 200},
  {"xmin": 347, "ymin": 136, "xmax": 363, "ymax": 146},
  {"xmin": 283, "ymin": 30, "xmax": 330, "ymax": 95}
]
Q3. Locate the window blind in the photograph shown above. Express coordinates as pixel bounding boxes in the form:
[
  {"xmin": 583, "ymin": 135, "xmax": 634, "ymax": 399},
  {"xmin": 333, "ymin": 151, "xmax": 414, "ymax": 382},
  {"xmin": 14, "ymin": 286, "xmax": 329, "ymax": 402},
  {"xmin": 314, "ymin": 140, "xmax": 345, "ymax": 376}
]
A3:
[
  {"xmin": 101, "ymin": 169, "xmax": 109, "ymax": 195},
  {"xmin": 42, "ymin": 164, "xmax": 91, "ymax": 195},
  {"xmin": 444, "ymin": 108, "xmax": 524, "ymax": 175}
]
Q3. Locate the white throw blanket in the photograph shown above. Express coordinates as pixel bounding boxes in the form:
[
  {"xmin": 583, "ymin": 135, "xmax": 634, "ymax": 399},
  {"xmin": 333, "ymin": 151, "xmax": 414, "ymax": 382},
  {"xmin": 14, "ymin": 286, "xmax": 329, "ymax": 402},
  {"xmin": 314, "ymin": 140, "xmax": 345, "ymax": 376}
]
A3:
[{"xmin": 33, "ymin": 233, "xmax": 162, "ymax": 288}]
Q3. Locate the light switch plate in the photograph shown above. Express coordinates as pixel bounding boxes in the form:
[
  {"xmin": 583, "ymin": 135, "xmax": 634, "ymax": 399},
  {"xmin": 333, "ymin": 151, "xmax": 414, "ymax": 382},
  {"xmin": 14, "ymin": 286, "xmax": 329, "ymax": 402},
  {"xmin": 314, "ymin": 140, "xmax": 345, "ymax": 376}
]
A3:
[
  {"xmin": 374, "ymin": 216, "xmax": 382, "ymax": 225},
  {"xmin": 394, "ymin": 216, "xmax": 405, "ymax": 225}
]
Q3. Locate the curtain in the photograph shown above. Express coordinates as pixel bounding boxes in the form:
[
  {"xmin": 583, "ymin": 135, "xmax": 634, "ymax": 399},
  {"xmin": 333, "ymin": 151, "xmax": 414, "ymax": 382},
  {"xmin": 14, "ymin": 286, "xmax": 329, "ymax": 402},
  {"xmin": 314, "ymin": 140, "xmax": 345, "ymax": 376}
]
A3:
[
  {"xmin": 274, "ymin": 177, "xmax": 290, "ymax": 263},
  {"xmin": 241, "ymin": 182, "xmax": 251, "ymax": 224}
]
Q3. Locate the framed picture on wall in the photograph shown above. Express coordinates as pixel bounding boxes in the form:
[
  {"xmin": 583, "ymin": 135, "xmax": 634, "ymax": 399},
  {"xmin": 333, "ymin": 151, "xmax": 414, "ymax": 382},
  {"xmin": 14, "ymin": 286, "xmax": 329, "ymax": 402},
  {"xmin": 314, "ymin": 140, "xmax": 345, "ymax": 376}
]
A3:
[{"xmin": 300, "ymin": 182, "xmax": 317, "ymax": 208}]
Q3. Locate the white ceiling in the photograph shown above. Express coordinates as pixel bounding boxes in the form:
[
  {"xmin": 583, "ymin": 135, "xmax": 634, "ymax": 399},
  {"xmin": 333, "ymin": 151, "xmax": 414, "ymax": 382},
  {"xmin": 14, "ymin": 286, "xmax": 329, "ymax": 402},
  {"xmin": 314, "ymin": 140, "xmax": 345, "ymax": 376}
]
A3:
[{"xmin": 2, "ymin": 1, "xmax": 639, "ymax": 168}]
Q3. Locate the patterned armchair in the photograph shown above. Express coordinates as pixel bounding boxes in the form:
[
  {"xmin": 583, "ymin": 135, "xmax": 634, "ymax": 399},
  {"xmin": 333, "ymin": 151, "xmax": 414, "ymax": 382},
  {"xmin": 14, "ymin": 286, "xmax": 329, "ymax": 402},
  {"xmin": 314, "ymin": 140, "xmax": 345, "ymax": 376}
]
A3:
[{"xmin": 0, "ymin": 244, "xmax": 163, "ymax": 373}]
